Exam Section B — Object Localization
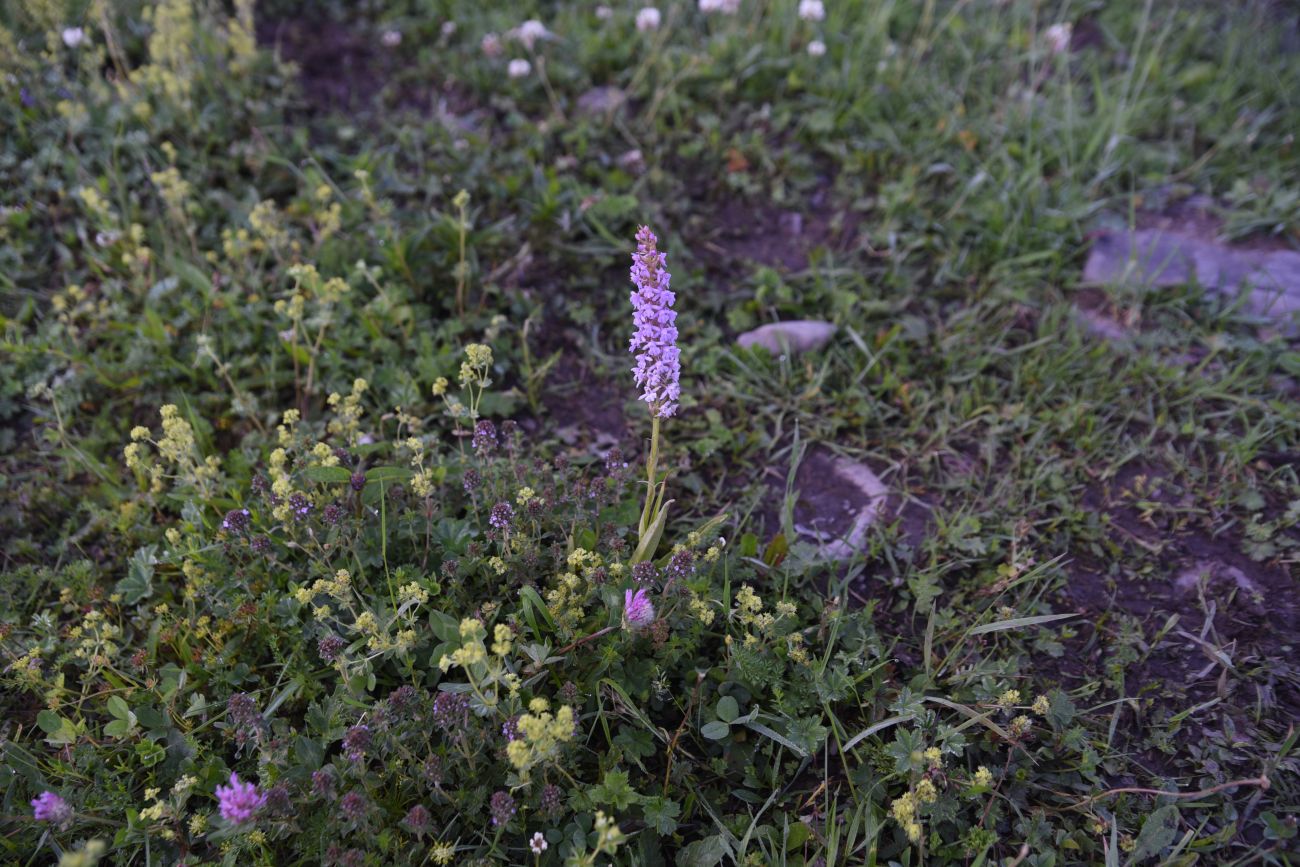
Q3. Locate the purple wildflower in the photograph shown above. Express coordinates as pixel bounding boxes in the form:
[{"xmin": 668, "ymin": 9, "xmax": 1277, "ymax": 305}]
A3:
[
  {"xmin": 31, "ymin": 791, "xmax": 73, "ymax": 828},
  {"xmin": 501, "ymin": 716, "xmax": 520, "ymax": 742},
  {"xmin": 342, "ymin": 724, "xmax": 371, "ymax": 762},
  {"xmin": 629, "ymin": 226, "xmax": 681, "ymax": 417},
  {"xmin": 624, "ymin": 587, "xmax": 656, "ymax": 630},
  {"xmin": 489, "ymin": 501, "xmax": 514, "ymax": 530},
  {"xmin": 318, "ymin": 634, "xmax": 346, "ymax": 661},
  {"xmin": 388, "ymin": 685, "xmax": 419, "ymax": 715},
  {"xmin": 489, "ymin": 790, "xmax": 517, "ymax": 826},
  {"xmin": 666, "ymin": 548, "xmax": 695, "ymax": 582},
  {"xmin": 350, "ymin": 472, "xmax": 367, "ymax": 492},
  {"xmin": 538, "ymin": 783, "xmax": 564, "ymax": 819},
  {"xmin": 263, "ymin": 784, "xmax": 293, "ymax": 817},
  {"xmin": 462, "ymin": 468, "xmax": 481, "ymax": 493},
  {"xmin": 473, "ymin": 419, "xmax": 497, "ymax": 454},
  {"xmin": 222, "ymin": 508, "xmax": 251, "ymax": 532},
  {"xmin": 338, "ymin": 789, "xmax": 370, "ymax": 823},
  {"xmin": 215, "ymin": 772, "xmax": 266, "ymax": 824},
  {"xmin": 402, "ymin": 803, "xmax": 433, "ymax": 838},
  {"xmin": 289, "ymin": 492, "xmax": 312, "ymax": 519},
  {"xmin": 420, "ymin": 755, "xmax": 444, "ymax": 788},
  {"xmin": 631, "ymin": 561, "xmax": 658, "ymax": 585},
  {"xmin": 312, "ymin": 768, "xmax": 337, "ymax": 801},
  {"xmin": 431, "ymin": 691, "xmax": 471, "ymax": 734}
]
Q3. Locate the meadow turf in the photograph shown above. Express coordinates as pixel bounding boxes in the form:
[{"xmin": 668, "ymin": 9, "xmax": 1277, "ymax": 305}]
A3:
[{"xmin": 1, "ymin": 1, "xmax": 1298, "ymax": 864}]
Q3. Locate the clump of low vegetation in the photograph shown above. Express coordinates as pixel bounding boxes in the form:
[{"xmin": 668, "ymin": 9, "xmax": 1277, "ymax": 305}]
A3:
[{"xmin": 2, "ymin": 1, "xmax": 1298, "ymax": 865}]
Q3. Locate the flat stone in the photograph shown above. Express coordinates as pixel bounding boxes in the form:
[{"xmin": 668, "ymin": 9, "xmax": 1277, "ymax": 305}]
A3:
[
  {"xmin": 1174, "ymin": 560, "xmax": 1261, "ymax": 597},
  {"xmin": 737, "ymin": 320, "xmax": 836, "ymax": 354},
  {"xmin": 576, "ymin": 86, "xmax": 626, "ymax": 116},
  {"xmin": 789, "ymin": 449, "xmax": 889, "ymax": 559},
  {"xmin": 1083, "ymin": 228, "xmax": 1300, "ymax": 324}
]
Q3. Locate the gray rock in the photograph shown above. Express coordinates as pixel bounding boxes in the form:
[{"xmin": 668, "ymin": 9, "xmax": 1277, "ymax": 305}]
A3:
[
  {"xmin": 1083, "ymin": 228, "xmax": 1300, "ymax": 324},
  {"xmin": 737, "ymin": 320, "xmax": 836, "ymax": 354},
  {"xmin": 788, "ymin": 449, "xmax": 890, "ymax": 560}
]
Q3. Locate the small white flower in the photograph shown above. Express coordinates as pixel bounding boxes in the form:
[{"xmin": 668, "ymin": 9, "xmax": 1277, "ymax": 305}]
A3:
[
  {"xmin": 636, "ymin": 7, "xmax": 661, "ymax": 31},
  {"xmin": 481, "ymin": 32, "xmax": 503, "ymax": 57},
  {"xmin": 807, "ymin": 39, "xmax": 826, "ymax": 57},
  {"xmin": 508, "ymin": 58, "xmax": 532, "ymax": 79},
  {"xmin": 798, "ymin": 0, "xmax": 825, "ymax": 22},
  {"xmin": 699, "ymin": 0, "xmax": 740, "ymax": 13},
  {"xmin": 61, "ymin": 27, "xmax": 86, "ymax": 48},
  {"xmin": 380, "ymin": 29, "xmax": 402, "ymax": 47},
  {"xmin": 529, "ymin": 832, "xmax": 548, "ymax": 854},
  {"xmin": 441, "ymin": 21, "xmax": 457, "ymax": 37},
  {"xmin": 1045, "ymin": 22, "xmax": 1072, "ymax": 55},
  {"xmin": 595, "ymin": 5, "xmax": 614, "ymax": 19},
  {"xmin": 515, "ymin": 19, "xmax": 549, "ymax": 50}
]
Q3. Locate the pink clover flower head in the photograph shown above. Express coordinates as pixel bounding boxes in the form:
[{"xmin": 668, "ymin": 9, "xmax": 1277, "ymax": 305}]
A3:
[
  {"xmin": 31, "ymin": 791, "xmax": 73, "ymax": 828},
  {"xmin": 215, "ymin": 772, "xmax": 266, "ymax": 824},
  {"xmin": 624, "ymin": 587, "xmax": 656, "ymax": 630},
  {"xmin": 629, "ymin": 226, "xmax": 681, "ymax": 418}
]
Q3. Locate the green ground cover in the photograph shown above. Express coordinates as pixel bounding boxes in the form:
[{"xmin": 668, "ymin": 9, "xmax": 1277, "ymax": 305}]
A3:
[{"xmin": 1, "ymin": 1, "xmax": 1298, "ymax": 864}]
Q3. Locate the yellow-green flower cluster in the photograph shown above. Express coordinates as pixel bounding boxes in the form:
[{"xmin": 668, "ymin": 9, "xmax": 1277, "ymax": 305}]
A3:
[
  {"xmin": 439, "ymin": 343, "xmax": 494, "ymax": 420},
  {"xmin": 295, "ymin": 569, "xmax": 353, "ymax": 605},
  {"xmin": 544, "ymin": 570, "xmax": 589, "ymax": 632},
  {"xmin": 567, "ymin": 548, "xmax": 603, "ymax": 575},
  {"xmin": 266, "ymin": 447, "xmax": 303, "ymax": 522},
  {"xmin": 459, "ymin": 343, "xmax": 493, "ymax": 388},
  {"xmin": 124, "ymin": 406, "xmax": 220, "ymax": 496},
  {"xmin": 225, "ymin": 0, "xmax": 258, "ymax": 73},
  {"xmin": 505, "ymin": 698, "xmax": 577, "ymax": 777},
  {"xmin": 735, "ymin": 585, "xmax": 789, "ymax": 637},
  {"xmin": 150, "ymin": 165, "xmax": 190, "ymax": 215},
  {"xmin": 491, "ymin": 624, "xmax": 514, "ymax": 656},
  {"xmin": 69, "ymin": 610, "xmax": 120, "ymax": 669},
  {"xmin": 311, "ymin": 184, "xmax": 343, "ymax": 241},
  {"xmin": 439, "ymin": 618, "xmax": 488, "ymax": 671},
  {"xmin": 688, "ymin": 592, "xmax": 716, "ymax": 626},
  {"xmin": 327, "ymin": 378, "xmax": 369, "ymax": 443},
  {"xmin": 248, "ymin": 199, "xmax": 288, "ymax": 249},
  {"xmin": 398, "ymin": 582, "xmax": 430, "ymax": 607},
  {"xmin": 135, "ymin": 0, "xmax": 198, "ymax": 109}
]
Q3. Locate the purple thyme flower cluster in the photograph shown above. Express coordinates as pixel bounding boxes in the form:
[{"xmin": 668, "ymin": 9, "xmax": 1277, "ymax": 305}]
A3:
[
  {"xmin": 342, "ymin": 724, "xmax": 371, "ymax": 762},
  {"xmin": 221, "ymin": 508, "xmax": 250, "ymax": 532},
  {"xmin": 472, "ymin": 419, "xmax": 497, "ymax": 454},
  {"xmin": 431, "ymin": 691, "xmax": 471, "ymax": 734},
  {"xmin": 629, "ymin": 226, "xmax": 681, "ymax": 418},
  {"xmin": 489, "ymin": 501, "xmax": 514, "ymax": 530},
  {"xmin": 489, "ymin": 790, "xmax": 517, "ymax": 826},
  {"xmin": 215, "ymin": 772, "xmax": 266, "ymax": 824}
]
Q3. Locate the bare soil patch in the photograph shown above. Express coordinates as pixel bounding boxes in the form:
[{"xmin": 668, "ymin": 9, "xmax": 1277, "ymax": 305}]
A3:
[{"xmin": 1055, "ymin": 464, "xmax": 1300, "ymax": 725}]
